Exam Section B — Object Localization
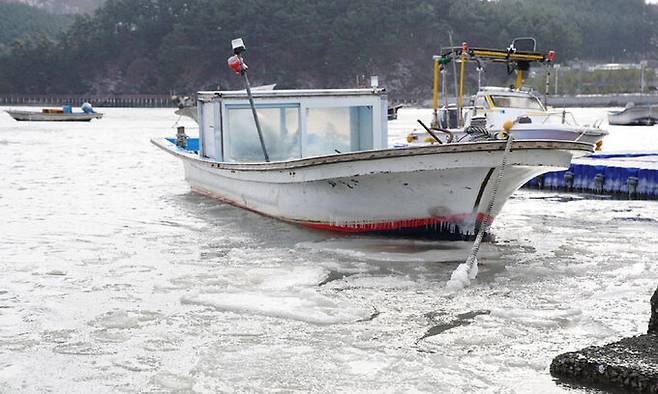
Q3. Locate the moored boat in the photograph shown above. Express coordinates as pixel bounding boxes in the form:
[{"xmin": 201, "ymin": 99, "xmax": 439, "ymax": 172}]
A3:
[
  {"xmin": 153, "ymin": 87, "xmax": 593, "ymax": 239},
  {"xmin": 608, "ymin": 103, "xmax": 658, "ymax": 126},
  {"xmin": 408, "ymin": 87, "xmax": 608, "ymax": 146},
  {"xmin": 407, "ymin": 39, "xmax": 608, "ymax": 148},
  {"xmin": 6, "ymin": 103, "xmax": 103, "ymax": 122}
]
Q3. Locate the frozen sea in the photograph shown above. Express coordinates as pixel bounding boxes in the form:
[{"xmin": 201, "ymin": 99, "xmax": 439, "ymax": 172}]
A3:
[{"xmin": 1, "ymin": 106, "xmax": 657, "ymax": 393}]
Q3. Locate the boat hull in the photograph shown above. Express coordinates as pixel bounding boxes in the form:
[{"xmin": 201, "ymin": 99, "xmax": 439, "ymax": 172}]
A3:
[
  {"xmin": 6, "ymin": 110, "xmax": 103, "ymax": 122},
  {"xmin": 153, "ymin": 138, "xmax": 592, "ymax": 239},
  {"xmin": 411, "ymin": 126, "xmax": 606, "ymax": 146},
  {"xmin": 508, "ymin": 125, "xmax": 606, "ymax": 145},
  {"xmin": 608, "ymin": 106, "xmax": 658, "ymax": 126}
]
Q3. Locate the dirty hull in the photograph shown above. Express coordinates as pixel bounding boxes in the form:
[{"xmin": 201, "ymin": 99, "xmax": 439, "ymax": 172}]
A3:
[{"xmin": 153, "ymin": 138, "xmax": 590, "ymax": 238}]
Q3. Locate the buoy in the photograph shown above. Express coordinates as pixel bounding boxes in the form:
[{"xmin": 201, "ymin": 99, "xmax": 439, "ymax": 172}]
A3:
[{"xmin": 595, "ymin": 140, "xmax": 603, "ymax": 151}]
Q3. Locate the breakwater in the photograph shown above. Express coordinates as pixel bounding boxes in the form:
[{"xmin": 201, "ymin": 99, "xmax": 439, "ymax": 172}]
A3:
[
  {"xmin": 546, "ymin": 93, "xmax": 658, "ymax": 108},
  {"xmin": 0, "ymin": 94, "xmax": 173, "ymax": 108},
  {"xmin": 421, "ymin": 93, "xmax": 658, "ymax": 108}
]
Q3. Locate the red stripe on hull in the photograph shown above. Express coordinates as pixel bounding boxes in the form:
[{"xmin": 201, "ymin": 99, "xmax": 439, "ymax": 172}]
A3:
[
  {"xmin": 191, "ymin": 185, "xmax": 494, "ymax": 234},
  {"xmin": 298, "ymin": 213, "xmax": 492, "ymax": 233}
]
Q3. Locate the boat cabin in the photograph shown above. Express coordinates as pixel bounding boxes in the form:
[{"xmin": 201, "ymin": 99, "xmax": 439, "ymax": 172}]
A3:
[
  {"xmin": 196, "ymin": 88, "xmax": 388, "ymax": 162},
  {"xmin": 462, "ymin": 87, "xmax": 548, "ymax": 129}
]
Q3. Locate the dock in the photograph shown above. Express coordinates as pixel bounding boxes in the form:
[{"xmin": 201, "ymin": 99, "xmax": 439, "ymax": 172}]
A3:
[
  {"xmin": 0, "ymin": 94, "xmax": 173, "ymax": 108},
  {"xmin": 550, "ymin": 287, "xmax": 658, "ymax": 393},
  {"xmin": 526, "ymin": 152, "xmax": 658, "ymax": 199},
  {"xmin": 546, "ymin": 94, "xmax": 658, "ymax": 108}
]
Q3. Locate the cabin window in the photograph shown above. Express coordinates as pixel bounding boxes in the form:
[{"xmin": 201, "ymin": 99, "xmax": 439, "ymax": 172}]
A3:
[
  {"xmin": 200, "ymin": 102, "xmax": 217, "ymax": 159},
  {"xmin": 489, "ymin": 95, "xmax": 544, "ymax": 111},
  {"xmin": 303, "ymin": 106, "xmax": 373, "ymax": 156},
  {"xmin": 225, "ymin": 105, "xmax": 300, "ymax": 162}
]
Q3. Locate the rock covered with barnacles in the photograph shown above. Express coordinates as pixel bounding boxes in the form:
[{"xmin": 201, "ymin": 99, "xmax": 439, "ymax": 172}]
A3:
[
  {"xmin": 649, "ymin": 288, "xmax": 658, "ymax": 334},
  {"xmin": 550, "ymin": 287, "xmax": 658, "ymax": 393}
]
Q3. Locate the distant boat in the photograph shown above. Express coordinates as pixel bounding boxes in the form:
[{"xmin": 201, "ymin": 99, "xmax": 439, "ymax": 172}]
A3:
[
  {"xmin": 6, "ymin": 103, "xmax": 103, "ymax": 122},
  {"xmin": 608, "ymin": 103, "xmax": 658, "ymax": 126}
]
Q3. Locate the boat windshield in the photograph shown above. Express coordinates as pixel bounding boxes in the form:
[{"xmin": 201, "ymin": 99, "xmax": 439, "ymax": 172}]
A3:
[{"xmin": 489, "ymin": 95, "xmax": 544, "ymax": 110}]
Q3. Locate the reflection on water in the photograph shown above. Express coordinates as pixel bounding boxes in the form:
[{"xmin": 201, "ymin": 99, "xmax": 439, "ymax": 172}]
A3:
[{"xmin": 0, "ymin": 107, "xmax": 657, "ymax": 393}]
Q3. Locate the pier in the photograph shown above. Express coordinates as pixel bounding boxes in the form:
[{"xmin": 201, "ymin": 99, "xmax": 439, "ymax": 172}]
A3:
[
  {"xmin": 526, "ymin": 153, "xmax": 658, "ymax": 200},
  {"xmin": 546, "ymin": 93, "xmax": 658, "ymax": 108},
  {"xmin": 421, "ymin": 93, "xmax": 658, "ymax": 108},
  {"xmin": 0, "ymin": 94, "xmax": 174, "ymax": 108}
]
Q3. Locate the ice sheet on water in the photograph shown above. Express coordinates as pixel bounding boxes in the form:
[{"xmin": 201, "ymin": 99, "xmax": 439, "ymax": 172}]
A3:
[
  {"xmin": 149, "ymin": 372, "xmax": 195, "ymax": 391},
  {"xmin": 490, "ymin": 308, "xmax": 582, "ymax": 328},
  {"xmin": 182, "ymin": 289, "xmax": 373, "ymax": 325},
  {"xmin": 330, "ymin": 274, "xmax": 420, "ymax": 290},
  {"xmin": 88, "ymin": 310, "xmax": 162, "ymax": 330},
  {"xmin": 180, "ymin": 264, "xmax": 373, "ymax": 324},
  {"xmin": 216, "ymin": 266, "xmax": 329, "ymax": 290},
  {"xmin": 297, "ymin": 238, "xmax": 480, "ymax": 263}
]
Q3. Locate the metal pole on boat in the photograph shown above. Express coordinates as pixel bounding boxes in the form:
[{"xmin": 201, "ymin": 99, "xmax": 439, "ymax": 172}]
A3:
[
  {"xmin": 448, "ymin": 31, "xmax": 459, "ymax": 120},
  {"xmin": 457, "ymin": 42, "xmax": 467, "ymax": 127},
  {"xmin": 641, "ymin": 60, "xmax": 648, "ymax": 93},
  {"xmin": 443, "ymin": 65, "xmax": 450, "ymax": 128},
  {"xmin": 544, "ymin": 64, "xmax": 551, "ymax": 107},
  {"xmin": 228, "ymin": 38, "xmax": 270, "ymax": 162},
  {"xmin": 477, "ymin": 64, "xmax": 483, "ymax": 90},
  {"xmin": 432, "ymin": 56, "xmax": 440, "ymax": 128}
]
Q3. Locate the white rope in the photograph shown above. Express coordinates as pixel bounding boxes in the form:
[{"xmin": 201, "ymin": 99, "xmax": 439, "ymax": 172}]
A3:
[
  {"xmin": 447, "ymin": 134, "xmax": 515, "ymax": 291},
  {"xmin": 171, "ymin": 114, "xmax": 183, "ymax": 129}
]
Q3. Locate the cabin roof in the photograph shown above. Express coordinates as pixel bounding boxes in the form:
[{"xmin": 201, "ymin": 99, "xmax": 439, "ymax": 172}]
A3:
[
  {"xmin": 197, "ymin": 88, "xmax": 386, "ymax": 101},
  {"xmin": 477, "ymin": 87, "xmax": 538, "ymax": 97}
]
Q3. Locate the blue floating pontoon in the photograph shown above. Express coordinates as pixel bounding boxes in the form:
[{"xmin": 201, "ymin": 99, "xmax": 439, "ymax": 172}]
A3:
[{"xmin": 526, "ymin": 152, "xmax": 658, "ymax": 198}]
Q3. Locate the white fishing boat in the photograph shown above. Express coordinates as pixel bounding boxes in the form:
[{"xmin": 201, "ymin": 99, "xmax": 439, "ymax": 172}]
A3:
[
  {"xmin": 408, "ymin": 87, "xmax": 608, "ymax": 146},
  {"xmin": 6, "ymin": 103, "xmax": 103, "ymax": 122},
  {"xmin": 407, "ymin": 39, "xmax": 607, "ymax": 149},
  {"xmin": 608, "ymin": 103, "xmax": 658, "ymax": 126},
  {"xmin": 153, "ymin": 87, "xmax": 592, "ymax": 239}
]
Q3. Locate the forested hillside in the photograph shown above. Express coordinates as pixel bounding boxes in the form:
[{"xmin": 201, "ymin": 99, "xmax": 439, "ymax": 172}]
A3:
[
  {"xmin": 0, "ymin": 0, "xmax": 656, "ymax": 100},
  {"xmin": 0, "ymin": 2, "xmax": 72, "ymax": 52},
  {"xmin": 0, "ymin": 0, "xmax": 103, "ymax": 14}
]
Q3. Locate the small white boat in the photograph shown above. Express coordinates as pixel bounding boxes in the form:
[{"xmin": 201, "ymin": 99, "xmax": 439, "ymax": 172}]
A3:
[
  {"xmin": 608, "ymin": 103, "xmax": 658, "ymax": 126},
  {"xmin": 153, "ymin": 88, "xmax": 593, "ymax": 239},
  {"xmin": 408, "ymin": 87, "xmax": 608, "ymax": 146},
  {"xmin": 6, "ymin": 103, "xmax": 103, "ymax": 122},
  {"xmin": 408, "ymin": 41, "xmax": 607, "ymax": 149}
]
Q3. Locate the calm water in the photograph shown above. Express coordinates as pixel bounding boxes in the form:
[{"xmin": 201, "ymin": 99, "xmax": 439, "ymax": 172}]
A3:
[{"xmin": 1, "ymin": 106, "xmax": 657, "ymax": 393}]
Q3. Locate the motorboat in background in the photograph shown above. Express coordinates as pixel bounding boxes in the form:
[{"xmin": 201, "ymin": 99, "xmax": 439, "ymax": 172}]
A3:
[
  {"xmin": 153, "ymin": 87, "xmax": 593, "ymax": 240},
  {"xmin": 608, "ymin": 103, "xmax": 658, "ymax": 125},
  {"xmin": 407, "ymin": 39, "xmax": 607, "ymax": 149},
  {"xmin": 6, "ymin": 103, "xmax": 103, "ymax": 122},
  {"xmin": 407, "ymin": 87, "xmax": 608, "ymax": 146}
]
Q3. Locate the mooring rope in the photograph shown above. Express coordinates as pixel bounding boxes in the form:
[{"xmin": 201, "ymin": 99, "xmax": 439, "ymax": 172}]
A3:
[
  {"xmin": 447, "ymin": 133, "xmax": 515, "ymax": 291},
  {"xmin": 171, "ymin": 114, "xmax": 183, "ymax": 129}
]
